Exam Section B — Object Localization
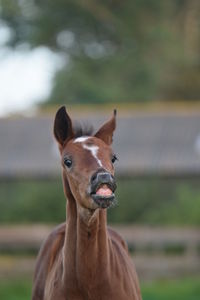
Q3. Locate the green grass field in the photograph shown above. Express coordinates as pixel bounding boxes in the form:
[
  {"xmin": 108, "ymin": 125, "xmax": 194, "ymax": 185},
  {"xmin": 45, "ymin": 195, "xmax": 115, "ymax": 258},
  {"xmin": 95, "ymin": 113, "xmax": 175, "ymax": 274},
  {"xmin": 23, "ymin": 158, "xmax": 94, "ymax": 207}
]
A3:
[
  {"xmin": 142, "ymin": 277, "xmax": 200, "ymax": 300},
  {"xmin": 0, "ymin": 277, "xmax": 199, "ymax": 300},
  {"xmin": 0, "ymin": 278, "xmax": 31, "ymax": 300}
]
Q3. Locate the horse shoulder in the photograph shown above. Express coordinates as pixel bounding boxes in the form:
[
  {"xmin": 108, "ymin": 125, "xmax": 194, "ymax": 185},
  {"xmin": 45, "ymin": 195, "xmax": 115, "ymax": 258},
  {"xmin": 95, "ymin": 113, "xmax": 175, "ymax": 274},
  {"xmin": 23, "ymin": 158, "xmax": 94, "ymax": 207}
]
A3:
[
  {"xmin": 32, "ymin": 223, "xmax": 66, "ymax": 300},
  {"xmin": 108, "ymin": 227, "xmax": 142, "ymax": 299}
]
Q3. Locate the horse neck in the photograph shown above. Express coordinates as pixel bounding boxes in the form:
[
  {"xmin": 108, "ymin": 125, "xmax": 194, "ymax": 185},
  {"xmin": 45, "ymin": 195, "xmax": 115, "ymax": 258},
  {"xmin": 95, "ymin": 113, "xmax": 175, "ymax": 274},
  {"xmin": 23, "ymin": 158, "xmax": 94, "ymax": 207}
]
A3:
[
  {"xmin": 62, "ymin": 173, "xmax": 110, "ymax": 287},
  {"xmin": 62, "ymin": 171, "xmax": 108, "ymax": 241}
]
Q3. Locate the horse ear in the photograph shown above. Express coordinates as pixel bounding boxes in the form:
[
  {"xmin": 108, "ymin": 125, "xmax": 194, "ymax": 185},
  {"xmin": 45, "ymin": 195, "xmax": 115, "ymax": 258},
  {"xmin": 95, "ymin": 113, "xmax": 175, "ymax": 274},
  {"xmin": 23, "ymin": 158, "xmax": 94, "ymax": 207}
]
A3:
[
  {"xmin": 54, "ymin": 106, "xmax": 74, "ymax": 147},
  {"xmin": 95, "ymin": 109, "xmax": 117, "ymax": 145}
]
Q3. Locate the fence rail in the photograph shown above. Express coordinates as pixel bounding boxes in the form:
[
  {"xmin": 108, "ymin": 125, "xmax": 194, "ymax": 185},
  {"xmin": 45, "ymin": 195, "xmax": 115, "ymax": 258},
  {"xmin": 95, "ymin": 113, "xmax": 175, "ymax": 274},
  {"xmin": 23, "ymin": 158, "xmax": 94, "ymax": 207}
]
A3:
[{"xmin": 0, "ymin": 225, "xmax": 199, "ymax": 280}]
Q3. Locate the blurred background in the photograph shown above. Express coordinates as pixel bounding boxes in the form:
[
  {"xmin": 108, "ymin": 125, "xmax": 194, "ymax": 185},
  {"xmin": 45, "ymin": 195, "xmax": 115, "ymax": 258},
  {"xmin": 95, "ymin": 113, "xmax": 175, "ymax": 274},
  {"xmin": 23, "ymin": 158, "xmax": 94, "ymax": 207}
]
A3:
[{"xmin": 0, "ymin": 1, "xmax": 200, "ymax": 299}]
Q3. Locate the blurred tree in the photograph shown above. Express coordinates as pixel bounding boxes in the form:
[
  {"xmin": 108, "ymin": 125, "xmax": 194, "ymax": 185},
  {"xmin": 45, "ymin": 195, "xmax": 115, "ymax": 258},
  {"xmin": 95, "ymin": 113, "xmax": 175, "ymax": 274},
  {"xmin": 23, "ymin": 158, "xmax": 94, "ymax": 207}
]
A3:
[{"xmin": 0, "ymin": 0, "xmax": 200, "ymax": 103}]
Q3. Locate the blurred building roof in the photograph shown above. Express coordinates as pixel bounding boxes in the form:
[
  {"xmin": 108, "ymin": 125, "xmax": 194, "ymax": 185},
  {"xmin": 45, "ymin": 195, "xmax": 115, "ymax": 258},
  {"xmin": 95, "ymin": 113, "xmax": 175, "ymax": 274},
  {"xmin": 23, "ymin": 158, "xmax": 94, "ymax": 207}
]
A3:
[{"xmin": 1, "ymin": 111, "xmax": 200, "ymax": 178}]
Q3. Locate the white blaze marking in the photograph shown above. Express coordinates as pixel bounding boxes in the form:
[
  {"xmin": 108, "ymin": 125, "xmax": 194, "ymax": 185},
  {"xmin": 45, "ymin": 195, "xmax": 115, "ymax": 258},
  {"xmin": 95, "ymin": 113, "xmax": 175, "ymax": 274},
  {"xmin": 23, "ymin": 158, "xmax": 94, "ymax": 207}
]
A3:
[
  {"xmin": 83, "ymin": 144, "xmax": 103, "ymax": 167},
  {"xmin": 73, "ymin": 136, "xmax": 90, "ymax": 143},
  {"xmin": 73, "ymin": 136, "xmax": 103, "ymax": 167}
]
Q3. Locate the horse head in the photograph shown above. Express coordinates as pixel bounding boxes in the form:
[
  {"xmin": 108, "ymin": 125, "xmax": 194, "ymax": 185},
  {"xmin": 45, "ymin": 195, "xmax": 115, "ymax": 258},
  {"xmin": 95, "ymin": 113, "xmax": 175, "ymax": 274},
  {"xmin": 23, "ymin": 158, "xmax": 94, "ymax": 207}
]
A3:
[{"xmin": 54, "ymin": 106, "xmax": 117, "ymax": 211}]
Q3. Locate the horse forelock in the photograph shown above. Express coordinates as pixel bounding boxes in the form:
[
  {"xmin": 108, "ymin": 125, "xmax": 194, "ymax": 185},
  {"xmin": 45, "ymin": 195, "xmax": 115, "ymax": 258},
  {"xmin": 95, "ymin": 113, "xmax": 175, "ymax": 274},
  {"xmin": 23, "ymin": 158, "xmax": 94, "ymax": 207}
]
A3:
[{"xmin": 72, "ymin": 121, "xmax": 94, "ymax": 138}]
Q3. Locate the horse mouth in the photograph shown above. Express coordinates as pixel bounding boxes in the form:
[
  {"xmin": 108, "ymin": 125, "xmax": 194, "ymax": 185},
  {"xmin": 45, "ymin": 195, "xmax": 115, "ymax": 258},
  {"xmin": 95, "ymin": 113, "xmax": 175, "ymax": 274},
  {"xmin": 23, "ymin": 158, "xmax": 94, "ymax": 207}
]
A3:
[{"xmin": 90, "ymin": 184, "xmax": 116, "ymax": 209}]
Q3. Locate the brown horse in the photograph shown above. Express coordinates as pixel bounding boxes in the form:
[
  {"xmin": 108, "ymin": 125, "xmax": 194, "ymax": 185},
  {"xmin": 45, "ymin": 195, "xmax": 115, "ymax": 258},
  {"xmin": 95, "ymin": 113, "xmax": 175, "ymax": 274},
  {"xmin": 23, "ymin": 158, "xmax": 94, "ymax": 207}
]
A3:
[{"xmin": 32, "ymin": 106, "xmax": 141, "ymax": 300}]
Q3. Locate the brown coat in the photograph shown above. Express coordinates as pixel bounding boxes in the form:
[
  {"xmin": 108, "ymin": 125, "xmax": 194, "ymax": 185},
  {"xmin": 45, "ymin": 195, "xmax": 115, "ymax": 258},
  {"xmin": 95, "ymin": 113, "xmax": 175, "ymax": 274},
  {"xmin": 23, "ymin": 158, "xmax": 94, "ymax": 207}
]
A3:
[{"xmin": 32, "ymin": 107, "xmax": 142, "ymax": 300}]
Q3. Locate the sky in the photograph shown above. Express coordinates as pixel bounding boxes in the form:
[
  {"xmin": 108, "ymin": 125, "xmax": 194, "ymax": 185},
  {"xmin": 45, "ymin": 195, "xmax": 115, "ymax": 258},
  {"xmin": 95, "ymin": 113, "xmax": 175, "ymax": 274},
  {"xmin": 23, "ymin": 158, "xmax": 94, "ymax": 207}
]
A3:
[
  {"xmin": 0, "ymin": 47, "xmax": 62, "ymax": 116},
  {"xmin": 0, "ymin": 25, "xmax": 62, "ymax": 117}
]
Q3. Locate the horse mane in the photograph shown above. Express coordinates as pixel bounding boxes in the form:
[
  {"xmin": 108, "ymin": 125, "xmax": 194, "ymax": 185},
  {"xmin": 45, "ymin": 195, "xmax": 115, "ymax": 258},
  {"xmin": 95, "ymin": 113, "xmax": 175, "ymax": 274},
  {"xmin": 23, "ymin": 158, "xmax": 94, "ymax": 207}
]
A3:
[{"xmin": 73, "ymin": 121, "xmax": 94, "ymax": 138}]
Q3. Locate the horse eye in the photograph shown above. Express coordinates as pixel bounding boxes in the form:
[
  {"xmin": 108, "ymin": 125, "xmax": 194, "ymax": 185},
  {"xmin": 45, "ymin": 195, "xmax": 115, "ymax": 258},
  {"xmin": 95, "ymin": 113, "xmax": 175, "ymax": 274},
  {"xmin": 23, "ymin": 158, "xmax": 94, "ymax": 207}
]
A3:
[
  {"xmin": 64, "ymin": 158, "xmax": 72, "ymax": 168},
  {"xmin": 111, "ymin": 154, "xmax": 118, "ymax": 164}
]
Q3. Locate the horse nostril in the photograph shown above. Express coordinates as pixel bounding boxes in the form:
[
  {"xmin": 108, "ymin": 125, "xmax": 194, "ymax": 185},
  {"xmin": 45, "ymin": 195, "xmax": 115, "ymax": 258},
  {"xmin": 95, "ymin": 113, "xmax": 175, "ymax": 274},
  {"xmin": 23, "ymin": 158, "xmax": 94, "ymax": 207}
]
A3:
[
  {"xmin": 90, "ymin": 170, "xmax": 115, "ymax": 189},
  {"xmin": 91, "ymin": 173, "xmax": 97, "ymax": 184},
  {"xmin": 98, "ymin": 173, "xmax": 110, "ymax": 182}
]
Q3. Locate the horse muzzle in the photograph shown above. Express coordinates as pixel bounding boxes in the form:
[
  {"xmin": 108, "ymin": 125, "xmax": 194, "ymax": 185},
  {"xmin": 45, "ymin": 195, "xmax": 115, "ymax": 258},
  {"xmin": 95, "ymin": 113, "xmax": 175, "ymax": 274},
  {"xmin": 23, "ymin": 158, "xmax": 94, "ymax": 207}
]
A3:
[{"xmin": 90, "ymin": 169, "xmax": 117, "ymax": 209}]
